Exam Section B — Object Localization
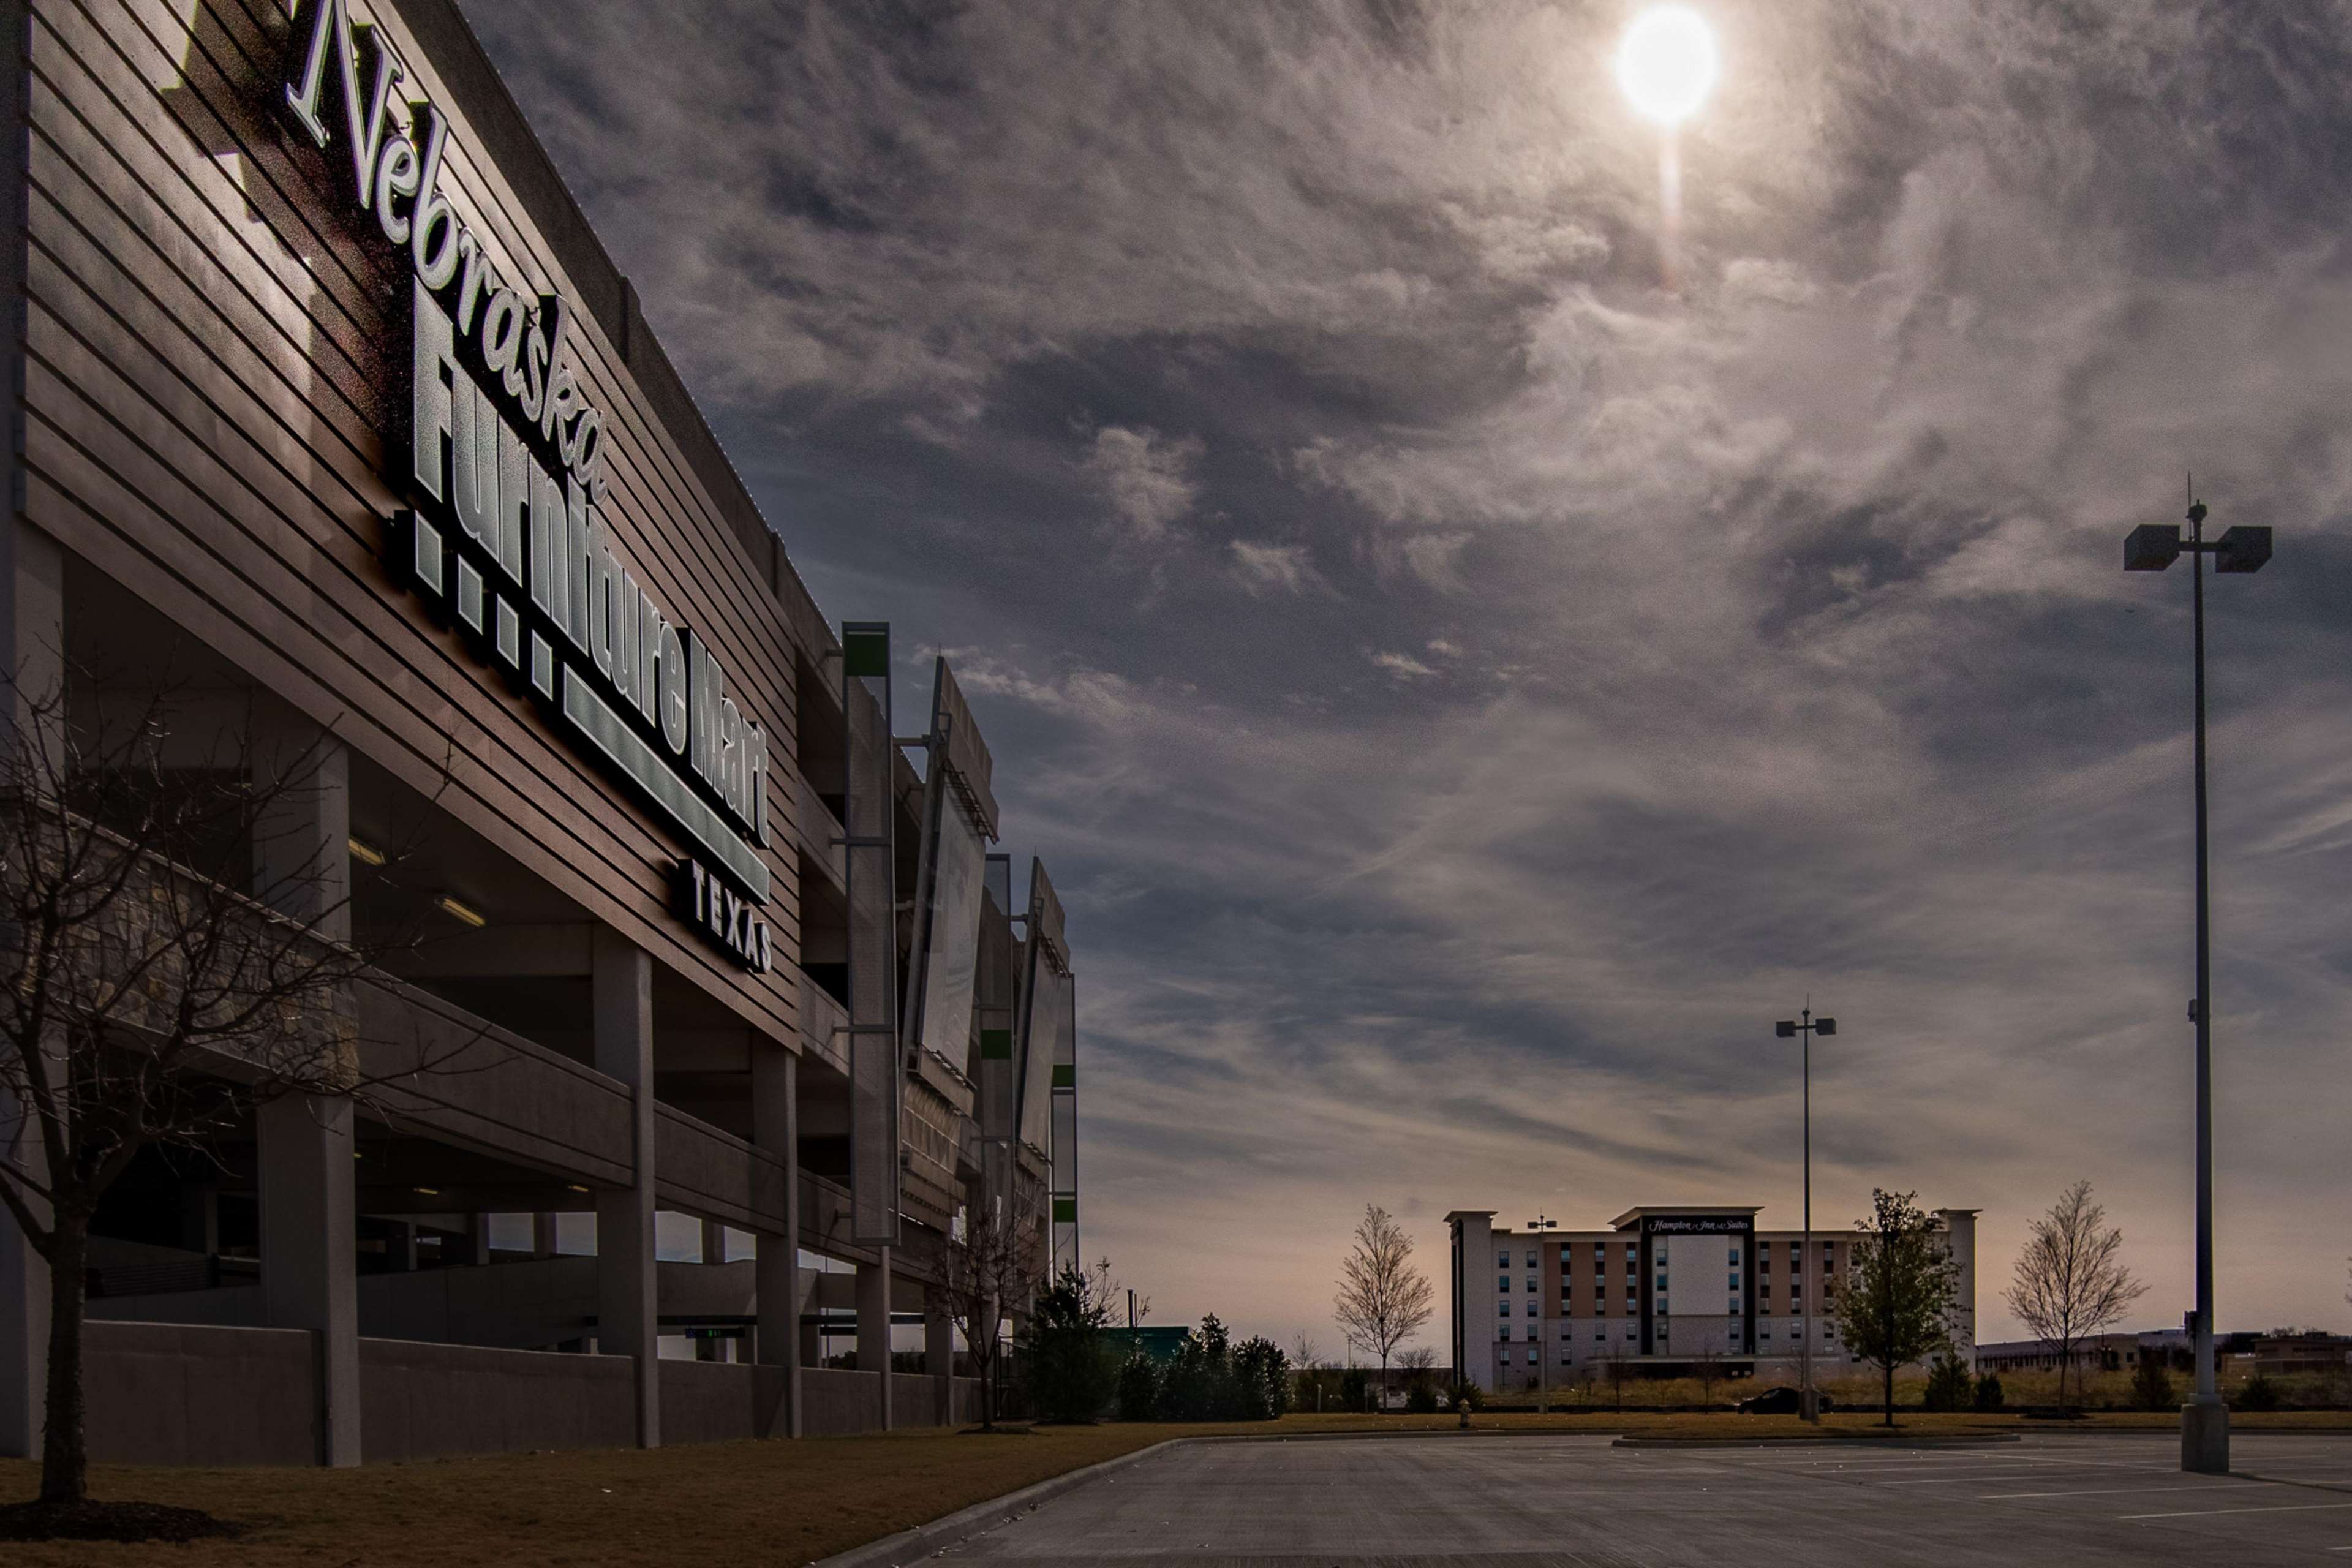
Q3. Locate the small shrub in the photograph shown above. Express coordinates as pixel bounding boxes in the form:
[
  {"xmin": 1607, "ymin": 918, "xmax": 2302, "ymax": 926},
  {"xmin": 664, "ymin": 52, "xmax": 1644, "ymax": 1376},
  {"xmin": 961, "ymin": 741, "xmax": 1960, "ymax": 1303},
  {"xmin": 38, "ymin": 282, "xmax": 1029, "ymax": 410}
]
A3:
[
  {"xmin": 1340, "ymin": 1368, "xmax": 1371, "ymax": 1414},
  {"xmin": 1406, "ymin": 1381, "xmax": 1438, "ymax": 1413},
  {"xmin": 1923, "ymin": 1354, "xmax": 1972, "ymax": 1412},
  {"xmin": 1117, "ymin": 1354, "xmax": 1161, "ymax": 1421},
  {"xmin": 2236, "ymin": 1374, "xmax": 2282, "ymax": 1412},
  {"xmin": 1972, "ymin": 1373, "xmax": 2005, "ymax": 1412},
  {"xmin": 1446, "ymin": 1379, "xmax": 1482, "ymax": 1412},
  {"xmin": 2130, "ymin": 1357, "xmax": 2176, "ymax": 1412}
]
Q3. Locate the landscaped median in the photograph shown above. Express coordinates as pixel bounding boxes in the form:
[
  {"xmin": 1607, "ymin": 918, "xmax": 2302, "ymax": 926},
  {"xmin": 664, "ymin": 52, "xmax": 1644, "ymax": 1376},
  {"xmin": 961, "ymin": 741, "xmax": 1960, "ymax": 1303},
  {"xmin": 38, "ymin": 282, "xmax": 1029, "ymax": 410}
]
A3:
[{"xmin": 8, "ymin": 1409, "xmax": 2352, "ymax": 1567}]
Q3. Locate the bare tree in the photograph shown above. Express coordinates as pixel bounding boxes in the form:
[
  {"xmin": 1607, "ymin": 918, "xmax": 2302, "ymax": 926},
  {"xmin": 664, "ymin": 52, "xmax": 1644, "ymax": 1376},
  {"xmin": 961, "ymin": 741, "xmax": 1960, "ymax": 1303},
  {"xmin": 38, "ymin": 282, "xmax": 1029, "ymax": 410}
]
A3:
[
  {"xmin": 1079, "ymin": 1254, "xmax": 1147, "ymax": 1327},
  {"xmin": 932, "ymin": 1193, "xmax": 1042, "ymax": 1429},
  {"xmin": 2005, "ymin": 1180, "xmax": 2147, "ymax": 1415},
  {"xmin": 0, "ymin": 671, "xmax": 456, "ymax": 1524},
  {"xmin": 1691, "ymin": 1340, "xmax": 1726, "ymax": 1406},
  {"xmin": 1332, "ymin": 1204, "xmax": 1434, "ymax": 1412}
]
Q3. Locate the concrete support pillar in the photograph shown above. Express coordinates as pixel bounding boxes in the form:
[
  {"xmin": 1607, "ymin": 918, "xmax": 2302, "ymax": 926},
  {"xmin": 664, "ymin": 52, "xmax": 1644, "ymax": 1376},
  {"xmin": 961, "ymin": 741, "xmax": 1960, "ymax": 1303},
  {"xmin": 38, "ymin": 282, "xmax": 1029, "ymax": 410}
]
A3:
[
  {"xmin": 927, "ymin": 1296, "xmax": 957, "ymax": 1427},
  {"xmin": 700, "ymin": 1218, "xmax": 726, "ymax": 1266},
  {"xmin": 0, "ymin": 1043, "xmax": 48, "ymax": 1463},
  {"xmin": 386, "ymin": 1221, "xmax": 417, "ymax": 1273},
  {"xmin": 532, "ymin": 1212, "xmax": 558, "ymax": 1259},
  {"xmin": 178, "ymin": 1183, "xmax": 221, "ymax": 1258},
  {"xmin": 593, "ymin": 928, "xmax": 658, "ymax": 1447},
  {"xmin": 0, "ymin": 518, "xmax": 62, "ymax": 1461},
  {"xmin": 752, "ymin": 1043, "xmax": 801, "ymax": 1436},
  {"xmin": 260, "ymin": 1093, "xmax": 360, "ymax": 1466},
  {"xmin": 857, "ymin": 1248, "xmax": 892, "ymax": 1430},
  {"xmin": 463, "ymin": 1213, "xmax": 492, "ymax": 1266},
  {"xmin": 252, "ymin": 708, "xmax": 358, "ymax": 1468}
]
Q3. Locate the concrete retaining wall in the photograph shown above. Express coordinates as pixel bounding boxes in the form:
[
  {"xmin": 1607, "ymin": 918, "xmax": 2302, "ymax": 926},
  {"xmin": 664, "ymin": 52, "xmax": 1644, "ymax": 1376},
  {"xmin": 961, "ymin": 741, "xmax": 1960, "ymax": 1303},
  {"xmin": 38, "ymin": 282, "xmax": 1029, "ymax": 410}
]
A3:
[
  {"xmin": 892, "ymin": 1373, "xmax": 942, "ymax": 1428},
  {"xmin": 360, "ymin": 1338, "xmax": 635, "ymax": 1460},
  {"xmin": 661, "ymin": 1358, "xmax": 792, "ymax": 1444},
  {"xmin": 85, "ymin": 1325, "xmax": 973, "ymax": 1464},
  {"xmin": 804, "ymin": 1366, "xmax": 883, "ymax": 1436},
  {"xmin": 86, "ymin": 1320, "xmax": 317, "ymax": 1465}
]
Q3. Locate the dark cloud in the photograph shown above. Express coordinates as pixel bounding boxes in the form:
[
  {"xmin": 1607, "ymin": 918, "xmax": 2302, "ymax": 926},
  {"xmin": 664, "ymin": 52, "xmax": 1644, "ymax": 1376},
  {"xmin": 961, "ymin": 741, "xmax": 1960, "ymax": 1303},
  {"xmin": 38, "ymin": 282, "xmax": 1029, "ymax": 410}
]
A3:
[{"xmin": 466, "ymin": 0, "xmax": 2352, "ymax": 1345}]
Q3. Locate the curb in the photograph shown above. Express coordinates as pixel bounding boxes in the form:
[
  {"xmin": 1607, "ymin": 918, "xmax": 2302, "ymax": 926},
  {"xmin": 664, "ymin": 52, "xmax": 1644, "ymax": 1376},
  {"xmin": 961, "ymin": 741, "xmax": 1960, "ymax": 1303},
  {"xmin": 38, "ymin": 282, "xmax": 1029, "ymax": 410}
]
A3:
[
  {"xmin": 807, "ymin": 1438, "xmax": 1190, "ymax": 1568},
  {"xmin": 1615, "ymin": 1434, "xmax": 2024, "ymax": 1450}
]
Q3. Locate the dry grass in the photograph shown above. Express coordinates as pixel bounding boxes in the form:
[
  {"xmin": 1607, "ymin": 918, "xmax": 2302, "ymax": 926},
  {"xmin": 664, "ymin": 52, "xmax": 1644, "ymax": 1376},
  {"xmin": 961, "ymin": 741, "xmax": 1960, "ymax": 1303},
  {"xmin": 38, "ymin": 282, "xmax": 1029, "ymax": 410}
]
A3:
[{"xmin": 9, "ymin": 1408, "xmax": 2352, "ymax": 1566}]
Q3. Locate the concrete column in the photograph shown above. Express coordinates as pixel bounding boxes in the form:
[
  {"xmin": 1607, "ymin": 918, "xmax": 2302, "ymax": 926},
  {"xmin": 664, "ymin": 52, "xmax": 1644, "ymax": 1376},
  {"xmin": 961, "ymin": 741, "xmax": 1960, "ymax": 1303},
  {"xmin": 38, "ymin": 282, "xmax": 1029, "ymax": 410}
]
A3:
[
  {"xmin": 0, "ymin": 518, "xmax": 62, "ymax": 1461},
  {"xmin": 752, "ymin": 1043, "xmax": 801, "ymax": 1436},
  {"xmin": 252, "ymin": 709, "xmax": 359, "ymax": 1468},
  {"xmin": 0, "ymin": 1038, "xmax": 49, "ymax": 1463},
  {"xmin": 463, "ymin": 1213, "xmax": 493, "ymax": 1267},
  {"xmin": 532, "ymin": 1212, "xmax": 558, "ymax": 1259},
  {"xmin": 927, "ymin": 1295, "xmax": 957, "ymax": 1427},
  {"xmin": 178, "ymin": 1183, "xmax": 221, "ymax": 1258},
  {"xmin": 857, "ymin": 1248, "xmax": 892, "ymax": 1430},
  {"xmin": 699, "ymin": 1218, "xmax": 726, "ymax": 1266},
  {"xmin": 259, "ymin": 1092, "xmax": 360, "ymax": 1466},
  {"xmin": 593, "ymin": 928, "xmax": 657, "ymax": 1447}
]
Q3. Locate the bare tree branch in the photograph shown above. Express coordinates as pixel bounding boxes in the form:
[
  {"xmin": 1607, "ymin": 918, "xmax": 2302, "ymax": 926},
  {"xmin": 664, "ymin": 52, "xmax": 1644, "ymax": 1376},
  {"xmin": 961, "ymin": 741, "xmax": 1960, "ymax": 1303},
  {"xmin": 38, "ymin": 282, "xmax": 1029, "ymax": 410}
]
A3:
[
  {"xmin": 1333, "ymin": 1203, "xmax": 1434, "ymax": 1407},
  {"xmin": 2004, "ymin": 1180, "xmax": 2146, "ymax": 1414}
]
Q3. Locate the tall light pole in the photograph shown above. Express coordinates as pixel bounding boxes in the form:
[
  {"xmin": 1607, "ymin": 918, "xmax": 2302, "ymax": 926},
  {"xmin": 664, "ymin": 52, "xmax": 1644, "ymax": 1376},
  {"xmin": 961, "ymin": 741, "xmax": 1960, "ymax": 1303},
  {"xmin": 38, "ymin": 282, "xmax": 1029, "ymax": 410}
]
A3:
[
  {"xmin": 2125, "ymin": 493, "xmax": 2271, "ymax": 1476},
  {"xmin": 1775, "ymin": 1008, "xmax": 1834, "ymax": 1422}
]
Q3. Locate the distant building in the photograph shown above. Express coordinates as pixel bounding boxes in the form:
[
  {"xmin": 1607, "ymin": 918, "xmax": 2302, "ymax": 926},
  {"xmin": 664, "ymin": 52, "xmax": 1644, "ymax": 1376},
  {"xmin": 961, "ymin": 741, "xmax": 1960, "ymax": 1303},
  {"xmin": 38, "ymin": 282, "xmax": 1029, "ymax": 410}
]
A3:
[
  {"xmin": 1446, "ymin": 1204, "xmax": 1978, "ymax": 1393},
  {"xmin": 1976, "ymin": 1329, "xmax": 2352, "ymax": 1381}
]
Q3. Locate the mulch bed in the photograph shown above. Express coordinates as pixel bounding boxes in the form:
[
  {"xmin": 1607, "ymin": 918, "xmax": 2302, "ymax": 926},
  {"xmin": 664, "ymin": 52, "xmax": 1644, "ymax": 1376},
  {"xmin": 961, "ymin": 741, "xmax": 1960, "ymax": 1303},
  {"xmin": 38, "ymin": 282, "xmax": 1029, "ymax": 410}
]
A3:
[{"xmin": 0, "ymin": 1497, "xmax": 239, "ymax": 1543}]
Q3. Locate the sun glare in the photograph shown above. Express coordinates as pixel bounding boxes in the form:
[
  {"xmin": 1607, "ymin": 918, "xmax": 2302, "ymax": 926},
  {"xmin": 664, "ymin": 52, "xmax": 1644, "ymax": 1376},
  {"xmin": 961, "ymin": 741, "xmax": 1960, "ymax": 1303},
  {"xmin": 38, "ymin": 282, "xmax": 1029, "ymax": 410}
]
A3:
[{"xmin": 1616, "ymin": 6, "xmax": 1720, "ymax": 126}]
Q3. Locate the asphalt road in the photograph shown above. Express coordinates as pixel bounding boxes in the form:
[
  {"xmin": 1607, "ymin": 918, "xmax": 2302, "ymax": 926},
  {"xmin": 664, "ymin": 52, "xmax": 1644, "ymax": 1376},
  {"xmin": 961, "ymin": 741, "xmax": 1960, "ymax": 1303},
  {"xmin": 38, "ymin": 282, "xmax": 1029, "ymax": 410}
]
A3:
[{"xmin": 934, "ymin": 1431, "xmax": 2352, "ymax": 1565}]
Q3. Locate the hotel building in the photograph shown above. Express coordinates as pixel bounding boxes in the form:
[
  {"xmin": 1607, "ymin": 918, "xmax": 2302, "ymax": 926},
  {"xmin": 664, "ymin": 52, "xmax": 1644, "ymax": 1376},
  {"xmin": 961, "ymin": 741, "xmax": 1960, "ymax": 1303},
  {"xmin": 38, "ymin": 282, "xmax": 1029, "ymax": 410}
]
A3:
[
  {"xmin": 1447, "ymin": 1205, "xmax": 1978, "ymax": 1392},
  {"xmin": 0, "ymin": 0, "xmax": 1077, "ymax": 1464}
]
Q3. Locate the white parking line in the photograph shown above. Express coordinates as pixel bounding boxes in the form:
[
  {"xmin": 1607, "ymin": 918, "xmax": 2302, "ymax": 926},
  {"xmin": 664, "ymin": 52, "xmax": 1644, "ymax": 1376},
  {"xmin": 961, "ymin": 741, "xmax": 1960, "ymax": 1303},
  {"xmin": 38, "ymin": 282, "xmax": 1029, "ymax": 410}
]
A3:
[
  {"xmin": 1980, "ymin": 1485, "xmax": 2243, "ymax": 1500},
  {"xmin": 2117, "ymin": 1502, "xmax": 2352, "ymax": 1521}
]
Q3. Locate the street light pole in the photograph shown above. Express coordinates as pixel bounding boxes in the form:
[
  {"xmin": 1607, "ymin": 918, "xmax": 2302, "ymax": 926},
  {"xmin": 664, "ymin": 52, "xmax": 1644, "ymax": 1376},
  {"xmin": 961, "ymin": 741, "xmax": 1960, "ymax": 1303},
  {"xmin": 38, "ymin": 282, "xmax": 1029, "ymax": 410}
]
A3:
[
  {"xmin": 2125, "ymin": 493, "xmax": 2271, "ymax": 1476},
  {"xmin": 1775, "ymin": 1008, "xmax": 1836, "ymax": 1423}
]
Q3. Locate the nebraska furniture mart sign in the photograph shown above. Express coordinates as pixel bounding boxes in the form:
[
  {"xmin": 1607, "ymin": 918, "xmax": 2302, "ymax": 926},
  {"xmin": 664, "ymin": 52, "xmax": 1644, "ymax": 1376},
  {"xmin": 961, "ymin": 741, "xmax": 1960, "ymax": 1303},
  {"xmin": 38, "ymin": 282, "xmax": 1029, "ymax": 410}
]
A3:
[{"xmin": 281, "ymin": 0, "xmax": 771, "ymax": 970}]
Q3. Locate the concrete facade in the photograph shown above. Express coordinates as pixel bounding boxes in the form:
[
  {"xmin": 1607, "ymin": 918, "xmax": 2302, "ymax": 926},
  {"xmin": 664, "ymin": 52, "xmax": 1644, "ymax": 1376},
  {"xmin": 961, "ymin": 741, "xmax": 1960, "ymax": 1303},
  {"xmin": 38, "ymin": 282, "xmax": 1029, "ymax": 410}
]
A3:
[
  {"xmin": 0, "ymin": 0, "xmax": 1072, "ymax": 1465},
  {"xmin": 1448, "ymin": 1204, "xmax": 1979, "ymax": 1392}
]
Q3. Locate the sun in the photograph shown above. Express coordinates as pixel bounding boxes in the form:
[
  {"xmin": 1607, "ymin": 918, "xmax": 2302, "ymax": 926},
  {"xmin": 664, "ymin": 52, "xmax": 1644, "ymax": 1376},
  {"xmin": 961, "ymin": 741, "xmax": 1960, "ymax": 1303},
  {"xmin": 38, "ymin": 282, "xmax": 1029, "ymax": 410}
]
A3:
[{"xmin": 1616, "ymin": 6, "xmax": 1720, "ymax": 127}]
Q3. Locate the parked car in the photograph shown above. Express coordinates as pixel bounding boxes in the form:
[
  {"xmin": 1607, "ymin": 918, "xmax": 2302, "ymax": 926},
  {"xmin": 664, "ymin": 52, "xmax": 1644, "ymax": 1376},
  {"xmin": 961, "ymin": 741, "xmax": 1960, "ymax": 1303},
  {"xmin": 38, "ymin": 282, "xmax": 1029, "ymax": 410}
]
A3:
[{"xmin": 1738, "ymin": 1385, "xmax": 1836, "ymax": 1415}]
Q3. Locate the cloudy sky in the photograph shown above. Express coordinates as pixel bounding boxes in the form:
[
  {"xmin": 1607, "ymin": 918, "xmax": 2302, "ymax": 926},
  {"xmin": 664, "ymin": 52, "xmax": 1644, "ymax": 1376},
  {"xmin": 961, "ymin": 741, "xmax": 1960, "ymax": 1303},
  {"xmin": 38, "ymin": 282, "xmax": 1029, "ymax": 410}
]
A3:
[{"xmin": 465, "ymin": 1, "xmax": 2352, "ymax": 1351}]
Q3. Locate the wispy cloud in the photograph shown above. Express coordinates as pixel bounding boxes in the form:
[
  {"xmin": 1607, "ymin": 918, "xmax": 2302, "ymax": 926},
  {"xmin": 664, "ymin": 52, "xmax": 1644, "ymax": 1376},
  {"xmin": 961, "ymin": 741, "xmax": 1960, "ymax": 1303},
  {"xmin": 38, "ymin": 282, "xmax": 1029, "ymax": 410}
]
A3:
[
  {"xmin": 471, "ymin": 0, "xmax": 2352, "ymax": 1353},
  {"xmin": 1085, "ymin": 426, "xmax": 1205, "ymax": 543}
]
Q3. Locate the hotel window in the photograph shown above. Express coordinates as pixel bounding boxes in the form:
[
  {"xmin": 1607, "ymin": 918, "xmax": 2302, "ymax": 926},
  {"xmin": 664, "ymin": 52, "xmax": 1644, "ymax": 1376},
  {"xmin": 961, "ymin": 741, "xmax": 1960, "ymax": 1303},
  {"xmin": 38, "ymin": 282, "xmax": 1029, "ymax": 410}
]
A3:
[
  {"xmin": 1625, "ymin": 1289, "xmax": 1636, "ymax": 1304},
  {"xmin": 1498, "ymin": 1251, "xmax": 1510, "ymax": 1267},
  {"xmin": 1499, "ymin": 1276, "xmax": 1510, "ymax": 1292},
  {"xmin": 1526, "ymin": 1349, "xmax": 1538, "ymax": 1365},
  {"xmin": 1728, "ymin": 1273, "xmax": 1740, "ymax": 1290},
  {"xmin": 1730, "ymin": 1248, "xmax": 1741, "ymax": 1265},
  {"xmin": 1594, "ymin": 1329, "xmax": 1606, "ymax": 1341},
  {"xmin": 1728, "ymin": 1300, "xmax": 1740, "ymax": 1316},
  {"xmin": 1625, "ymin": 1259, "xmax": 1637, "ymax": 1276},
  {"xmin": 1498, "ymin": 1303, "xmax": 1509, "ymax": 1317},
  {"xmin": 1525, "ymin": 1276, "xmax": 1536, "ymax": 1294}
]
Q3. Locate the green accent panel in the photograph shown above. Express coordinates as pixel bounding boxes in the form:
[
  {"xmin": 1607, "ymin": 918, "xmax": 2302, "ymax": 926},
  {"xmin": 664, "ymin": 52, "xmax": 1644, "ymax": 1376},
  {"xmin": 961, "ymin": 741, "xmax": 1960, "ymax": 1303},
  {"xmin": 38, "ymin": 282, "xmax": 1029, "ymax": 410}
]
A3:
[
  {"xmin": 1051, "ymin": 1065, "xmax": 1075, "ymax": 1088},
  {"xmin": 1052, "ymin": 1198, "xmax": 1077, "ymax": 1224},
  {"xmin": 843, "ymin": 630, "xmax": 889, "ymax": 678},
  {"xmin": 981, "ymin": 1029, "xmax": 1014, "ymax": 1060}
]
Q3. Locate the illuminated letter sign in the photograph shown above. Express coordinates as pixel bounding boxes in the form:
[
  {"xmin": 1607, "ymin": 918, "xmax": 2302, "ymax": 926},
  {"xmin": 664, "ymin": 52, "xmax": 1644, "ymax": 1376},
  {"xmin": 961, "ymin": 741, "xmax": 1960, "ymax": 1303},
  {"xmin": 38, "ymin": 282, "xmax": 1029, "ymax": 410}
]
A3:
[{"xmin": 282, "ymin": 1, "xmax": 774, "ymax": 952}]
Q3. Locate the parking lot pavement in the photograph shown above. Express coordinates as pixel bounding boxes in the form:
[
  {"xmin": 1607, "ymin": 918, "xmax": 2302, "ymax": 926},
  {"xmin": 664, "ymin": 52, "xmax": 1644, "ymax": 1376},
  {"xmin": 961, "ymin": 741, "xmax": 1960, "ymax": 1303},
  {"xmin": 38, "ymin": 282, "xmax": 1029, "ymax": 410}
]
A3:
[{"xmin": 935, "ymin": 1431, "xmax": 2352, "ymax": 1565}]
